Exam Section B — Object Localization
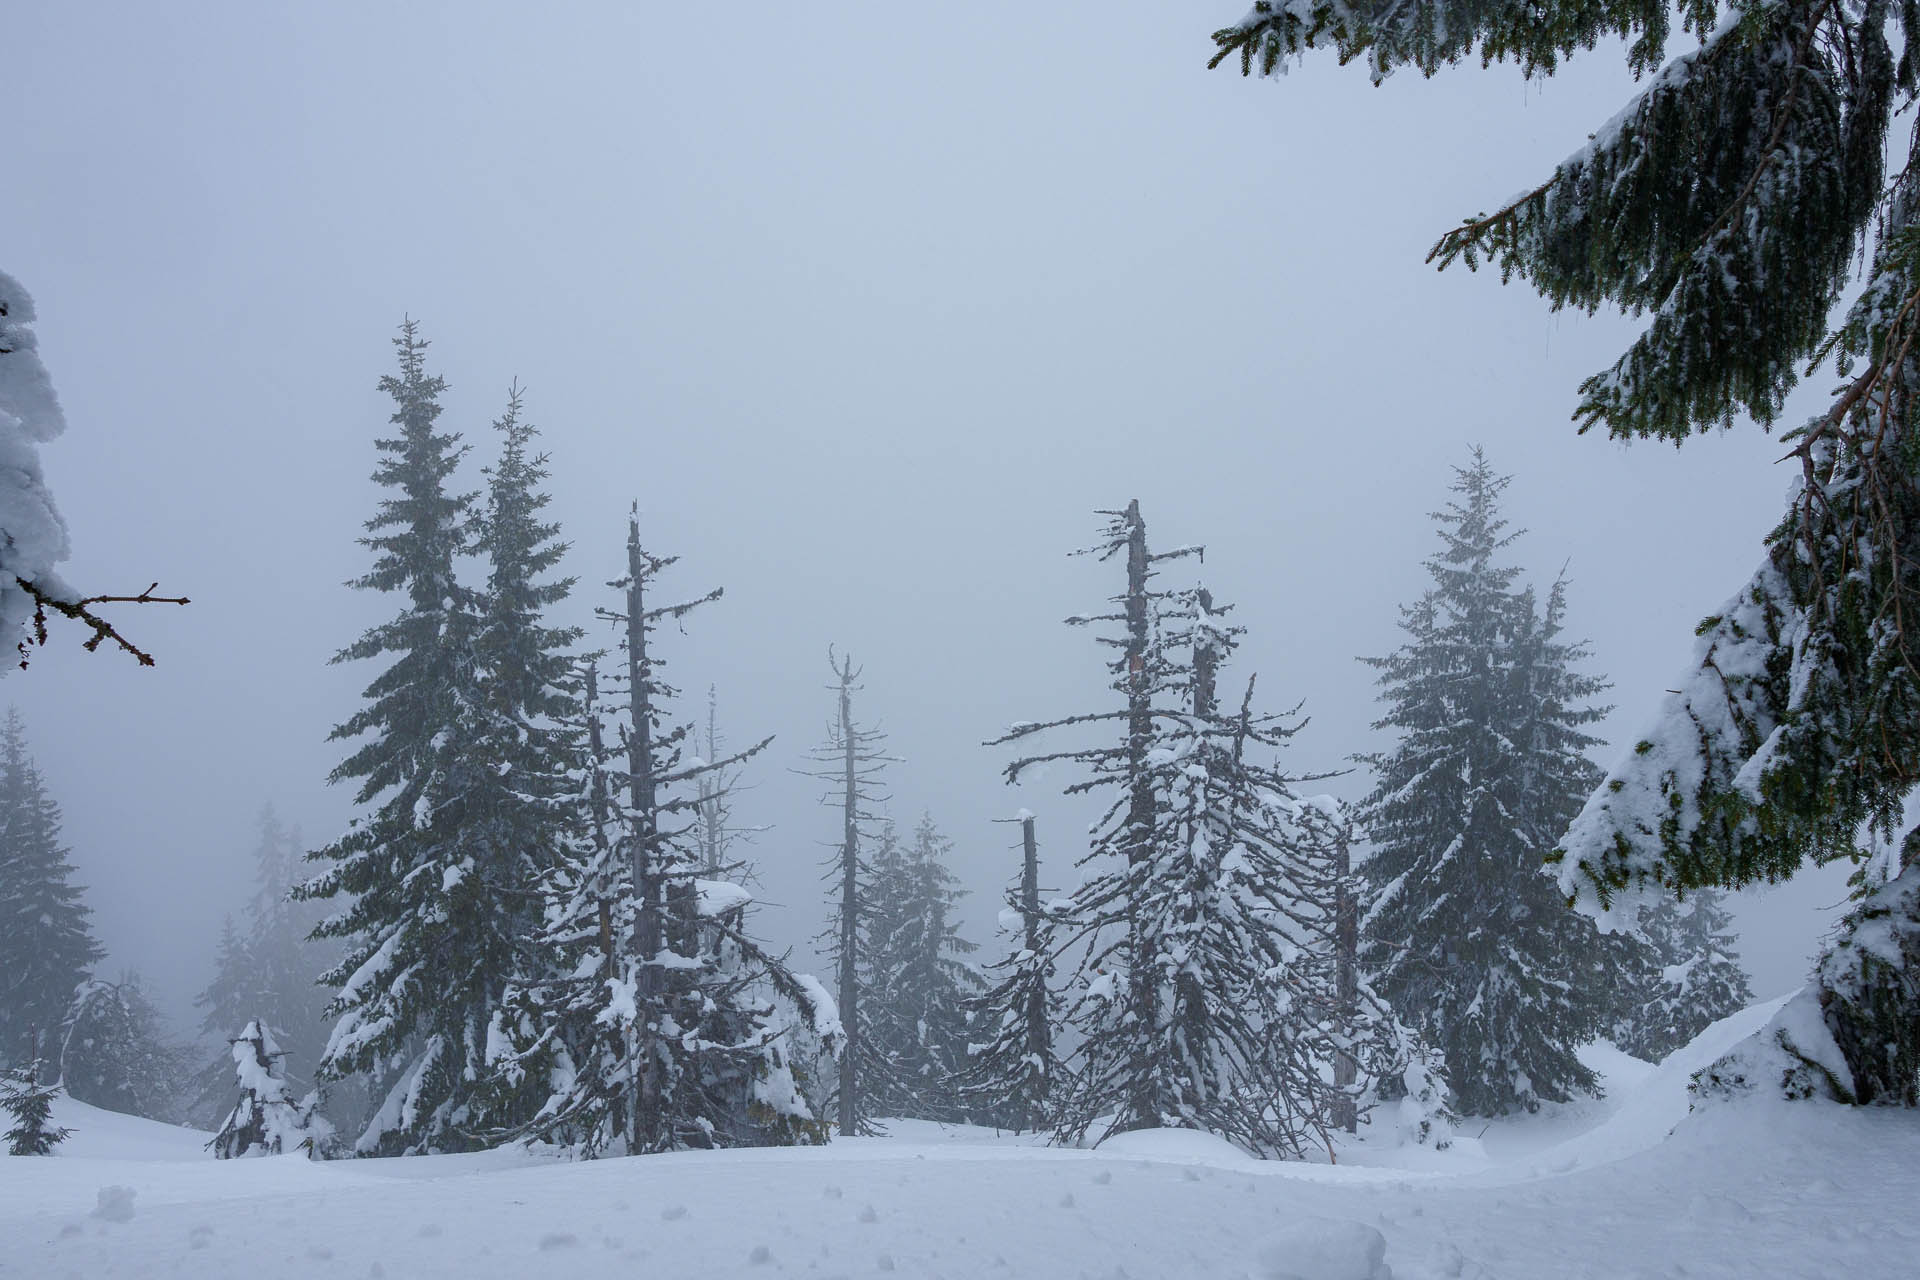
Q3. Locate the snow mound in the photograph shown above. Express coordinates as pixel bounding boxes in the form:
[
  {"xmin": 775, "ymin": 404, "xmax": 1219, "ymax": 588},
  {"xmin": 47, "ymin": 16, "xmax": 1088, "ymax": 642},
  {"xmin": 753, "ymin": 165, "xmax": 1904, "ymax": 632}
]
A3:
[
  {"xmin": 1093, "ymin": 1126, "xmax": 1253, "ymax": 1165},
  {"xmin": 1252, "ymin": 1219, "xmax": 1391, "ymax": 1280},
  {"xmin": 1515, "ymin": 995, "xmax": 1792, "ymax": 1175},
  {"xmin": 51, "ymin": 1095, "xmax": 210, "ymax": 1162},
  {"xmin": 1691, "ymin": 986, "xmax": 1854, "ymax": 1104}
]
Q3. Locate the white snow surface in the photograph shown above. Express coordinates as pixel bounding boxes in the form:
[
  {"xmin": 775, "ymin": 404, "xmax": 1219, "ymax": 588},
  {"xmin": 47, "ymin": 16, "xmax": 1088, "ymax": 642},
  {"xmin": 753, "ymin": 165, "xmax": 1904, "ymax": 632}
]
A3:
[{"xmin": 7, "ymin": 1002, "xmax": 1918, "ymax": 1278}]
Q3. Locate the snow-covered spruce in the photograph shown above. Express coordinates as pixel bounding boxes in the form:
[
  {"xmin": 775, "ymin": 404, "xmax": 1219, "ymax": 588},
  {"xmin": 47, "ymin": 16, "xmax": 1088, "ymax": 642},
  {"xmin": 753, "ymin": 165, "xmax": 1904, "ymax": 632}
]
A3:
[
  {"xmin": 995, "ymin": 503, "xmax": 1414, "ymax": 1155},
  {"xmin": 802, "ymin": 651, "xmax": 903, "ymax": 1137},
  {"xmin": 962, "ymin": 811, "xmax": 1063, "ymax": 1134},
  {"xmin": 1357, "ymin": 452, "xmax": 1630, "ymax": 1116},
  {"xmin": 1215, "ymin": 1, "xmax": 1876, "ymax": 446},
  {"xmin": 0, "ymin": 708, "xmax": 102, "ymax": 1068},
  {"xmin": 858, "ymin": 813, "xmax": 984, "ymax": 1125},
  {"xmin": 1553, "ymin": 187, "xmax": 1920, "ymax": 1101},
  {"xmin": 1214, "ymin": 0, "xmax": 1920, "ymax": 1112},
  {"xmin": 487, "ymin": 516, "xmax": 837, "ymax": 1155},
  {"xmin": 208, "ymin": 1020, "xmax": 329, "ymax": 1158},
  {"xmin": 300, "ymin": 323, "xmax": 563, "ymax": 1153},
  {"xmin": 0, "ymin": 1042, "xmax": 69, "ymax": 1155},
  {"xmin": 187, "ymin": 807, "xmax": 339, "ymax": 1129}
]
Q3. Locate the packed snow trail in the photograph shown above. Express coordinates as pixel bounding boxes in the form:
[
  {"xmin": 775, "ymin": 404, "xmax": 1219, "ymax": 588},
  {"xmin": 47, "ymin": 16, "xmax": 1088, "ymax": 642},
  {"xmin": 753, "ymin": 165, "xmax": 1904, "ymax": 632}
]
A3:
[{"xmin": 5, "ymin": 999, "xmax": 1917, "ymax": 1279}]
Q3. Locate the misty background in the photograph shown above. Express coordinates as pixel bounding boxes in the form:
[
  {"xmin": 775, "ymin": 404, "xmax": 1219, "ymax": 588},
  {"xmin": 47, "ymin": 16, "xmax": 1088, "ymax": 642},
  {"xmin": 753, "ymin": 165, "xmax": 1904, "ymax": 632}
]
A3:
[{"xmin": 7, "ymin": 1, "xmax": 1851, "ymax": 1036}]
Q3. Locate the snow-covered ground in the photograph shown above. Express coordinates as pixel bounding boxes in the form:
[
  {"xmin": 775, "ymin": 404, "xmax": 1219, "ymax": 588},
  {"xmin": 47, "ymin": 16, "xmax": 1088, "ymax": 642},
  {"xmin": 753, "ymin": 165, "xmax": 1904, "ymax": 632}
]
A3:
[{"xmin": 6, "ymin": 998, "xmax": 1916, "ymax": 1279}]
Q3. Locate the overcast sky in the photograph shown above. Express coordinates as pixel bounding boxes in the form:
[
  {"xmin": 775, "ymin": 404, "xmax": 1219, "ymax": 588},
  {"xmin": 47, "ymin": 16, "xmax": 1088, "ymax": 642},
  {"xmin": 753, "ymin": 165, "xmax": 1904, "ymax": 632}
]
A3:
[{"xmin": 7, "ymin": 1, "xmax": 1854, "ymax": 1034}]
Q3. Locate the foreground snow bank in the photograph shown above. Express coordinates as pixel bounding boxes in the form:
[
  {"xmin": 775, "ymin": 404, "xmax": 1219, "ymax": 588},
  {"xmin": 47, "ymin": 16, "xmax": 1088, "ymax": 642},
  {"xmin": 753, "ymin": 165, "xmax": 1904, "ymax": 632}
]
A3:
[{"xmin": 7, "ymin": 1018, "xmax": 1919, "ymax": 1279}]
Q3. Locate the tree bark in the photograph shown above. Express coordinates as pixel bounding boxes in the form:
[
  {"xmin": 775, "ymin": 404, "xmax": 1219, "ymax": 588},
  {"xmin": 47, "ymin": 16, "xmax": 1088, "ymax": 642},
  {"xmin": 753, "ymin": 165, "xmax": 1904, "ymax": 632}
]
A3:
[
  {"xmin": 1121, "ymin": 499, "xmax": 1158, "ymax": 1132},
  {"xmin": 836, "ymin": 659, "xmax": 861, "ymax": 1137},
  {"xmin": 1019, "ymin": 814, "xmax": 1045, "ymax": 1135},
  {"xmin": 1332, "ymin": 818, "xmax": 1358, "ymax": 1133},
  {"xmin": 625, "ymin": 515, "xmax": 662, "ymax": 1150}
]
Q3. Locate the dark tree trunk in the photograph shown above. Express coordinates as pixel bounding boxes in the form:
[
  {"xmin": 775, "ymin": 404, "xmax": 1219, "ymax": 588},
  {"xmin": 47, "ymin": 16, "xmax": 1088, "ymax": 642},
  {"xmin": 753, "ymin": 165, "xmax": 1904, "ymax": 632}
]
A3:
[
  {"xmin": 624, "ymin": 516, "xmax": 662, "ymax": 1149},
  {"xmin": 836, "ymin": 658, "xmax": 861, "ymax": 1137},
  {"xmin": 1332, "ymin": 819, "xmax": 1358, "ymax": 1133},
  {"xmin": 1121, "ymin": 499, "xmax": 1158, "ymax": 1131},
  {"xmin": 1018, "ymin": 814, "xmax": 1047, "ymax": 1135}
]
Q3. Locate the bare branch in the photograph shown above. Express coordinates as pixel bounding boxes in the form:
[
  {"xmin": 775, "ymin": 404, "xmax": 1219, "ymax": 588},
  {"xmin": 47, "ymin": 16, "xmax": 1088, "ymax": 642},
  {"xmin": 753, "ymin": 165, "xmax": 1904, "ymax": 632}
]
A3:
[{"xmin": 15, "ymin": 579, "xmax": 189, "ymax": 670}]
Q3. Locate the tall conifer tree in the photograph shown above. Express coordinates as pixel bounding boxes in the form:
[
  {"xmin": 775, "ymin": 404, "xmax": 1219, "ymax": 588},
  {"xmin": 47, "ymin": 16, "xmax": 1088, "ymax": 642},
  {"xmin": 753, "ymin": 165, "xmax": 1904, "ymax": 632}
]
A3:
[
  {"xmin": 1357, "ymin": 452, "xmax": 1615, "ymax": 1115},
  {"xmin": 490, "ymin": 517, "xmax": 836, "ymax": 1155},
  {"xmin": 190, "ymin": 807, "xmax": 337, "ymax": 1127},
  {"xmin": 457, "ymin": 385, "xmax": 586, "ymax": 1134},
  {"xmin": 805, "ymin": 652, "xmax": 898, "ymax": 1136},
  {"xmin": 963, "ymin": 813, "xmax": 1062, "ymax": 1134},
  {"xmin": 997, "ymin": 506, "xmax": 1396, "ymax": 1154},
  {"xmin": 1210, "ymin": 0, "xmax": 1920, "ymax": 1105},
  {"xmin": 859, "ymin": 813, "xmax": 982, "ymax": 1123},
  {"xmin": 299, "ymin": 320, "xmax": 503, "ymax": 1154},
  {"xmin": 0, "ymin": 708, "xmax": 101, "ymax": 1066}
]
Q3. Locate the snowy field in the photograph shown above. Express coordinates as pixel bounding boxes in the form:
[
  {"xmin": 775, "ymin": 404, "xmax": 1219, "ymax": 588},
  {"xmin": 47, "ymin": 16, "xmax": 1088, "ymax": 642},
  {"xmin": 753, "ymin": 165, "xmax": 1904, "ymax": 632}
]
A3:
[{"xmin": 6, "ymin": 999, "xmax": 1916, "ymax": 1280}]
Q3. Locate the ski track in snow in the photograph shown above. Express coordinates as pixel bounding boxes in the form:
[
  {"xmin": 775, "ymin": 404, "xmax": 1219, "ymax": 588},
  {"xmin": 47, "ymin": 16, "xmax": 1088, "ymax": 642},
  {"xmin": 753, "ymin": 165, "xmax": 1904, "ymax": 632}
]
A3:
[{"xmin": 5, "ymin": 999, "xmax": 1917, "ymax": 1280}]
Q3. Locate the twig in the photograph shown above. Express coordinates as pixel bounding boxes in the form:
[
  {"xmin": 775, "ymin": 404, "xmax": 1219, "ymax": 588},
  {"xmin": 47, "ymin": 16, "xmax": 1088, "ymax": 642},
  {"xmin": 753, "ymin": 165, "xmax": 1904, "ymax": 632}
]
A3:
[{"xmin": 15, "ymin": 579, "xmax": 189, "ymax": 669}]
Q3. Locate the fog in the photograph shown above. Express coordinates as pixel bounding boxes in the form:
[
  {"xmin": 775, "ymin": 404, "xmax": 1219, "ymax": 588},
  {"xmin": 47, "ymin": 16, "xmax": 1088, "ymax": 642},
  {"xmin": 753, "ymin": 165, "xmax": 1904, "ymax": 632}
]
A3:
[{"xmin": 7, "ymin": 1, "xmax": 1850, "ymax": 1036}]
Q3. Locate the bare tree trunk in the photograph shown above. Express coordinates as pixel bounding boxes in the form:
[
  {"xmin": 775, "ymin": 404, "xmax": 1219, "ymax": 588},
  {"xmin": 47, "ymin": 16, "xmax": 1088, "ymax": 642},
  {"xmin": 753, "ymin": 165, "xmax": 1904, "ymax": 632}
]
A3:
[
  {"xmin": 625, "ymin": 514, "xmax": 662, "ymax": 1151},
  {"xmin": 702, "ymin": 689, "xmax": 722, "ymax": 875},
  {"xmin": 1332, "ymin": 818, "xmax": 1358, "ymax": 1133},
  {"xmin": 1018, "ymin": 814, "xmax": 1046, "ymax": 1134},
  {"xmin": 585, "ymin": 664, "xmax": 619, "ymax": 971},
  {"xmin": 1191, "ymin": 587, "xmax": 1217, "ymax": 719},
  {"xmin": 1121, "ymin": 499, "xmax": 1158, "ymax": 1132},
  {"xmin": 835, "ymin": 657, "xmax": 861, "ymax": 1137}
]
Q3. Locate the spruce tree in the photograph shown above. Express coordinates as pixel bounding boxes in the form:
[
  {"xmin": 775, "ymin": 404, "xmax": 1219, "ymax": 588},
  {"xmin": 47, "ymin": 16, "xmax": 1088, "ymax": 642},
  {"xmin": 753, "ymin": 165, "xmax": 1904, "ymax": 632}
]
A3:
[
  {"xmin": 997, "ymin": 505, "xmax": 1389, "ymax": 1154},
  {"xmin": 1, "ymin": 1034, "xmax": 69, "ymax": 1156},
  {"xmin": 458, "ymin": 384, "xmax": 586, "ymax": 1134},
  {"xmin": 298, "ymin": 319, "xmax": 504, "ymax": 1154},
  {"xmin": 804, "ymin": 652, "xmax": 899, "ymax": 1136},
  {"xmin": 1210, "ymin": 0, "xmax": 1920, "ymax": 1106},
  {"xmin": 991, "ymin": 501, "xmax": 1196, "ymax": 1143},
  {"xmin": 1613, "ymin": 890, "xmax": 1754, "ymax": 1062},
  {"xmin": 186, "ymin": 915, "xmax": 252, "ymax": 1126},
  {"xmin": 963, "ymin": 812, "xmax": 1063, "ymax": 1134},
  {"xmin": 1155, "ymin": 585, "xmax": 1426, "ymax": 1153},
  {"xmin": 859, "ymin": 813, "xmax": 982, "ymax": 1123},
  {"xmin": 240, "ymin": 814, "xmax": 334, "ymax": 1092},
  {"xmin": 489, "ymin": 519, "xmax": 836, "ymax": 1155},
  {"xmin": 0, "ymin": 708, "xmax": 102, "ymax": 1067},
  {"xmin": 190, "ymin": 807, "xmax": 338, "ymax": 1127},
  {"xmin": 1357, "ymin": 453, "xmax": 1613, "ymax": 1115}
]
